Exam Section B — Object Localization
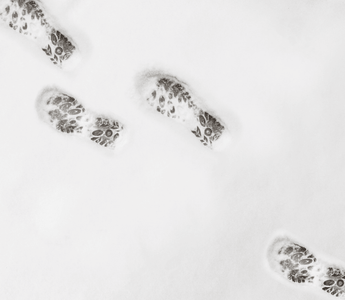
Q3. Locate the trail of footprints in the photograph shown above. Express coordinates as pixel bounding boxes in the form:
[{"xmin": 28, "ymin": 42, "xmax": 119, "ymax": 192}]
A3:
[
  {"xmin": 36, "ymin": 72, "xmax": 230, "ymax": 149},
  {"xmin": 268, "ymin": 235, "xmax": 345, "ymax": 298},
  {"xmin": 37, "ymin": 88, "xmax": 124, "ymax": 149},
  {"xmin": 6, "ymin": 2, "xmax": 345, "ymax": 298},
  {"xmin": 0, "ymin": 0, "xmax": 79, "ymax": 68},
  {"xmin": 0, "ymin": 1, "xmax": 229, "ymax": 149}
]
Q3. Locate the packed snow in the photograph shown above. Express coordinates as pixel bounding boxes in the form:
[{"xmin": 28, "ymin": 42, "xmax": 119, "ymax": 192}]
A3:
[{"xmin": 1, "ymin": 0, "xmax": 345, "ymax": 299}]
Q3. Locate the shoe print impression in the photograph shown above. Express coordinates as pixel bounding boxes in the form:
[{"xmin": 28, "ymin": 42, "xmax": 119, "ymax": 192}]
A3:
[
  {"xmin": 37, "ymin": 88, "xmax": 125, "ymax": 149},
  {"xmin": 267, "ymin": 233, "xmax": 345, "ymax": 298},
  {"xmin": 320, "ymin": 267, "xmax": 345, "ymax": 297},
  {"xmin": 0, "ymin": 0, "xmax": 80, "ymax": 69},
  {"xmin": 137, "ymin": 72, "xmax": 230, "ymax": 150}
]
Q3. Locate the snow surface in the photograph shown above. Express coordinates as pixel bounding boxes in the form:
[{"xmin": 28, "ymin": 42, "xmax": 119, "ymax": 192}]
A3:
[{"xmin": 1, "ymin": 0, "xmax": 345, "ymax": 299}]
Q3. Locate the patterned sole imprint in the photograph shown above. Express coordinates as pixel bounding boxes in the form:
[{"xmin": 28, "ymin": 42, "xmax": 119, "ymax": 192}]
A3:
[
  {"xmin": 0, "ymin": 0, "xmax": 80, "ymax": 69},
  {"xmin": 267, "ymin": 234, "xmax": 345, "ymax": 298},
  {"xmin": 37, "ymin": 88, "xmax": 125, "ymax": 149},
  {"xmin": 137, "ymin": 72, "xmax": 230, "ymax": 150},
  {"xmin": 319, "ymin": 266, "xmax": 345, "ymax": 297}
]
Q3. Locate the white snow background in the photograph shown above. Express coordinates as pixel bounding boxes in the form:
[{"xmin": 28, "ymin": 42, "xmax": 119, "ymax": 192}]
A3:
[{"xmin": 1, "ymin": 0, "xmax": 345, "ymax": 299}]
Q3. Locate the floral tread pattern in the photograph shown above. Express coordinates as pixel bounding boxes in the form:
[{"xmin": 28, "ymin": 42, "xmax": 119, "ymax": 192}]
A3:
[
  {"xmin": 0, "ymin": 0, "xmax": 77, "ymax": 67},
  {"xmin": 144, "ymin": 75, "xmax": 227, "ymax": 149},
  {"xmin": 268, "ymin": 235, "xmax": 345, "ymax": 298},
  {"xmin": 38, "ymin": 89, "xmax": 124, "ymax": 149},
  {"xmin": 276, "ymin": 240, "xmax": 319, "ymax": 284},
  {"xmin": 320, "ymin": 267, "xmax": 345, "ymax": 297}
]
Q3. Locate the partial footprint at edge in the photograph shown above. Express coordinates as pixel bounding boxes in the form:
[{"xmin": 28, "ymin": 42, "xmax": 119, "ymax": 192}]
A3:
[
  {"xmin": 37, "ymin": 88, "xmax": 126, "ymax": 149},
  {"xmin": 0, "ymin": 0, "xmax": 80, "ymax": 69},
  {"xmin": 267, "ymin": 233, "xmax": 345, "ymax": 298},
  {"xmin": 136, "ymin": 71, "xmax": 230, "ymax": 150}
]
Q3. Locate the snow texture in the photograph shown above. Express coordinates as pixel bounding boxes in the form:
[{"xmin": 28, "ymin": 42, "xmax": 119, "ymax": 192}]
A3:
[{"xmin": 1, "ymin": 0, "xmax": 345, "ymax": 299}]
